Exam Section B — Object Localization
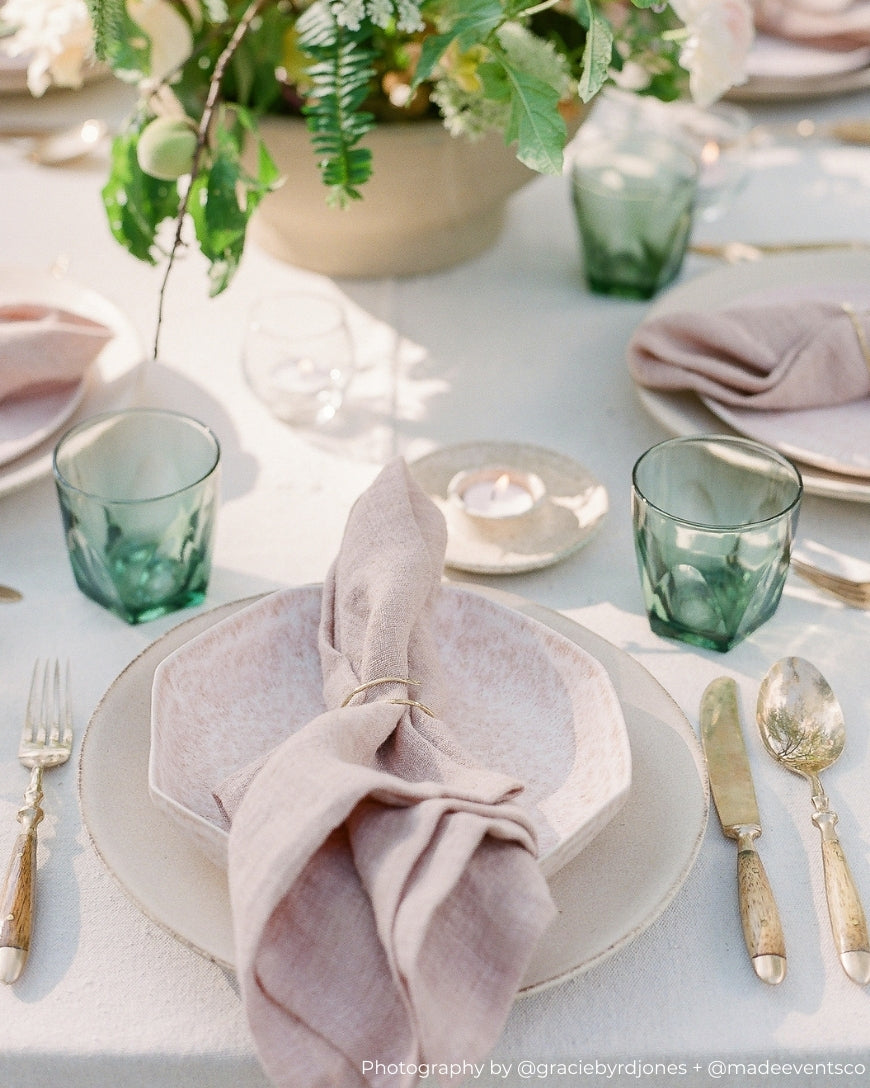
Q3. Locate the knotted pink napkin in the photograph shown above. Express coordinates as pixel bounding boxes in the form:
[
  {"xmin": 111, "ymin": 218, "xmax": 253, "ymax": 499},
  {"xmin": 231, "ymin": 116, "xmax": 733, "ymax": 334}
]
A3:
[
  {"xmin": 627, "ymin": 298, "xmax": 870, "ymax": 410},
  {"xmin": 0, "ymin": 303, "xmax": 113, "ymax": 404},
  {"xmin": 214, "ymin": 459, "xmax": 556, "ymax": 1088},
  {"xmin": 754, "ymin": 0, "xmax": 870, "ymax": 50}
]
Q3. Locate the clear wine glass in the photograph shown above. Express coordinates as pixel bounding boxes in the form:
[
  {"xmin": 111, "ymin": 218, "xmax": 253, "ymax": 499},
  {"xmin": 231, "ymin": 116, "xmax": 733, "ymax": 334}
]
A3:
[{"xmin": 242, "ymin": 291, "xmax": 357, "ymax": 426}]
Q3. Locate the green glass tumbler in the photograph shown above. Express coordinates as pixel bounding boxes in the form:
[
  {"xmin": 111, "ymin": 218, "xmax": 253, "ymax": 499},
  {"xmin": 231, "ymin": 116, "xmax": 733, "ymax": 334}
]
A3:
[
  {"xmin": 632, "ymin": 436, "xmax": 802, "ymax": 652},
  {"xmin": 53, "ymin": 409, "xmax": 221, "ymax": 624},
  {"xmin": 570, "ymin": 131, "xmax": 699, "ymax": 300}
]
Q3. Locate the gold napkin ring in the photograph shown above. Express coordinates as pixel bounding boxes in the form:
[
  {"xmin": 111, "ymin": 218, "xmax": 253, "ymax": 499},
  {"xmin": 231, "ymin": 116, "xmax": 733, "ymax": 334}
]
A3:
[
  {"xmin": 341, "ymin": 677, "xmax": 434, "ymax": 717},
  {"xmin": 841, "ymin": 303, "xmax": 870, "ymax": 372}
]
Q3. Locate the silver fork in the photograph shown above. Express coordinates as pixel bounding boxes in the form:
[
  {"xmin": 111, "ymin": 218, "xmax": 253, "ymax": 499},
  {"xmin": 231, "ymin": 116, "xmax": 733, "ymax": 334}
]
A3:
[{"xmin": 0, "ymin": 660, "xmax": 73, "ymax": 983}]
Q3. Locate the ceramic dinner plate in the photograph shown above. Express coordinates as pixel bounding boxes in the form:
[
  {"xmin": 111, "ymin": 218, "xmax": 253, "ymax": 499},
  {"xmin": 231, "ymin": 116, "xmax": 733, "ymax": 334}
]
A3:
[
  {"xmin": 0, "ymin": 51, "xmax": 108, "ymax": 94},
  {"xmin": 408, "ymin": 442, "xmax": 608, "ymax": 574},
  {"xmin": 730, "ymin": 34, "xmax": 870, "ymax": 101},
  {"xmin": 0, "ymin": 378, "xmax": 86, "ymax": 468},
  {"xmin": 635, "ymin": 251, "xmax": 870, "ymax": 501},
  {"xmin": 0, "ymin": 268, "xmax": 145, "ymax": 495},
  {"xmin": 149, "ymin": 584, "xmax": 632, "ymax": 880},
  {"xmin": 78, "ymin": 587, "xmax": 708, "ymax": 994}
]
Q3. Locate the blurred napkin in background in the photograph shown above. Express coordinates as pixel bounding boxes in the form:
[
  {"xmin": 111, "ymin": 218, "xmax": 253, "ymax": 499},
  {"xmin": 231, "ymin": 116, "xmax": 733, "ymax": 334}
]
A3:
[
  {"xmin": 627, "ymin": 298, "xmax": 870, "ymax": 410},
  {"xmin": 214, "ymin": 459, "xmax": 556, "ymax": 1088},
  {"xmin": 754, "ymin": 0, "xmax": 870, "ymax": 49},
  {"xmin": 0, "ymin": 303, "xmax": 113, "ymax": 403}
]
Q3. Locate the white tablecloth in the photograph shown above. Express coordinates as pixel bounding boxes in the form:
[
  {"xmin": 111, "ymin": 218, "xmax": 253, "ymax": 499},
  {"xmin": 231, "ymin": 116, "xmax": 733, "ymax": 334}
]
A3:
[{"xmin": 2, "ymin": 75, "xmax": 870, "ymax": 1088}]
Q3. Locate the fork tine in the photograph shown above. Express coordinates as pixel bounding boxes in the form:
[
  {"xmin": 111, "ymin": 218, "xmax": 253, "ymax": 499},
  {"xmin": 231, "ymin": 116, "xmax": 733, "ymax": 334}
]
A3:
[
  {"xmin": 21, "ymin": 660, "xmax": 42, "ymax": 748},
  {"xmin": 47, "ymin": 660, "xmax": 62, "ymax": 746},
  {"xmin": 59, "ymin": 661, "xmax": 72, "ymax": 748}
]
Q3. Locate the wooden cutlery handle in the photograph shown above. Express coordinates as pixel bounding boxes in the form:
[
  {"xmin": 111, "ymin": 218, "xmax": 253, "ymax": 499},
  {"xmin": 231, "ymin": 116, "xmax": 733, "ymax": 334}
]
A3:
[
  {"xmin": 0, "ymin": 769, "xmax": 43, "ymax": 984},
  {"xmin": 815, "ymin": 814, "xmax": 870, "ymax": 984},
  {"xmin": 737, "ymin": 836, "xmax": 787, "ymax": 985}
]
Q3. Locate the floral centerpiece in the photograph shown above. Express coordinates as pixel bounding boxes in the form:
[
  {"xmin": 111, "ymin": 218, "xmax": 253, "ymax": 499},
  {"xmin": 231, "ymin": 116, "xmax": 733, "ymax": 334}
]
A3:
[{"xmin": 4, "ymin": 0, "xmax": 753, "ymax": 300}]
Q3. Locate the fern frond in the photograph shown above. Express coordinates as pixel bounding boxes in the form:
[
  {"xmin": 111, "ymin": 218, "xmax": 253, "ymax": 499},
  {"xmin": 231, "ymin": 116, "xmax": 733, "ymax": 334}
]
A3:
[
  {"xmin": 296, "ymin": 0, "xmax": 378, "ymax": 205},
  {"xmin": 84, "ymin": 0, "xmax": 127, "ymax": 59}
]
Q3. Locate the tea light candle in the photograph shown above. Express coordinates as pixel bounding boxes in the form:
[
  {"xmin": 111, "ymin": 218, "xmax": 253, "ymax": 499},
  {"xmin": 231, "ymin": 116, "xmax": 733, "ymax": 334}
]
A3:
[{"xmin": 448, "ymin": 467, "xmax": 545, "ymax": 520}]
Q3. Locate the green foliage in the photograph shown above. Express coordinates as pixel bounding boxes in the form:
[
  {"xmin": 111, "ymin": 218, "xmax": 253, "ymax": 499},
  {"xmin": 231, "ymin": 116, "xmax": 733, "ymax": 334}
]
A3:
[
  {"xmin": 187, "ymin": 108, "xmax": 282, "ymax": 294},
  {"xmin": 101, "ymin": 103, "xmax": 280, "ymax": 294},
  {"xmin": 101, "ymin": 117, "xmax": 181, "ymax": 264},
  {"xmin": 577, "ymin": 7, "xmax": 614, "ymax": 102},
  {"xmin": 415, "ymin": 0, "xmax": 504, "ymax": 85},
  {"xmin": 477, "ymin": 59, "xmax": 565, "ymax": 173},
  {"xmin": 87, "ymin": 0, "xmax": 151, "ymax": 76},
  {"xmin": 296, "ymin": 1, "xmax": 378, "ymax": 205},
  {"xmin": 83, "ymin": 0, "xmax": 125, "ymax": 60},
  {"xmin": 86, "ymin": 0, "xmax": 702, "ymax": 297}
]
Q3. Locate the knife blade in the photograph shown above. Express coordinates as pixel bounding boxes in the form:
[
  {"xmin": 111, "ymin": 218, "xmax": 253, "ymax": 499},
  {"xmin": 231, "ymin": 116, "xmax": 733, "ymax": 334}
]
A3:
[{"xmin": 700, "ymin": 676, "xmax": 787, "ymax": 985}]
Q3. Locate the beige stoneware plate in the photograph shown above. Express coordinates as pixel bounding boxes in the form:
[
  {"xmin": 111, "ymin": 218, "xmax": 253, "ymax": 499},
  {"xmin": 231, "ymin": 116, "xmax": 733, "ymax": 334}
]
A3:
[
  {"xmin": 730, "ymin": 34, "xmax": 870, "ymax": 101},
  {"xmin": 78, "ymin": 587, "xmax": 708, "ymax": 994},
  {"xmin": 635, "ymin": 251, "xmax": 870, "ymax": 501},
  {"xmin": 0, "ymin": 268, "xmax": 145, "ymax": 494}
]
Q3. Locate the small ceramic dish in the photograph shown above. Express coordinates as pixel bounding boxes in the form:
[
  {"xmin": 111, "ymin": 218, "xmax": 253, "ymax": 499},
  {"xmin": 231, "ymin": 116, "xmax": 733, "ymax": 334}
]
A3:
[{"xmin": 409, "ymin": 441, "xmax": 608, "ymax": 574}]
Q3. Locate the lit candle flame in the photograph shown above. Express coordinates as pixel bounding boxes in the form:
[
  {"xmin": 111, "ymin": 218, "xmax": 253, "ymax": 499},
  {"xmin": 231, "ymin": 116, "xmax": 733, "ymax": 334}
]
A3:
[
  {"xmin": 700, "ymin": 139, "xmax": 720, "ymax": 167},
  {"xmin": 491, "ymin": 473, "xmax": 511, "ymax": 500}
]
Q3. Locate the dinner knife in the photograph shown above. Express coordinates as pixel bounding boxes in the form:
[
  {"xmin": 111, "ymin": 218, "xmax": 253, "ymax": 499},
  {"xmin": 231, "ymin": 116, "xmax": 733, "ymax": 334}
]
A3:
[{"xmin": 700, "ymin": 676, "xmax": 787, "ymax": 985}]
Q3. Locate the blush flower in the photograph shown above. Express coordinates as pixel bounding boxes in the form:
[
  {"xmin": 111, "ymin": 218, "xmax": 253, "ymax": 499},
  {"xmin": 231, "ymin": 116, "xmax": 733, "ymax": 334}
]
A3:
[{"xmin": 670, "ymin": 0, "xmax": 755, "ymax": 106}]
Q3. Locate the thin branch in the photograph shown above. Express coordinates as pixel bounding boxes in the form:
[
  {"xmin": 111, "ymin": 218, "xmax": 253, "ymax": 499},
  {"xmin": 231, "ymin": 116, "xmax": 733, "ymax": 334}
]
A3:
[{"xmin": 151, "ymin": 0, "xmax": 271, "ymax": 359}]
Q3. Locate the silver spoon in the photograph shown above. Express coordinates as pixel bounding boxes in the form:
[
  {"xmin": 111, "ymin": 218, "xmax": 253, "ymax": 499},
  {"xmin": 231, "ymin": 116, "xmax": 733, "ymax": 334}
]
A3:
[
  {"xmin": 28, "ymin": 119, "xmax": 108, "ymax": 166},
  {"xmin": 757, "ymin": 657, "xmax": 870, "ymax": 984},
  {"xmin": 0, "ymin": 119, "xmax": 108, "ymax": 166}
]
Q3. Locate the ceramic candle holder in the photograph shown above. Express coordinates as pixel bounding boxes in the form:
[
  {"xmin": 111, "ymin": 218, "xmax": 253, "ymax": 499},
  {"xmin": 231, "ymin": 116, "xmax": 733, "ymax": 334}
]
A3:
[{"xmin": 447, "ymin": 466, "xmax": 546, "ymax": 522}]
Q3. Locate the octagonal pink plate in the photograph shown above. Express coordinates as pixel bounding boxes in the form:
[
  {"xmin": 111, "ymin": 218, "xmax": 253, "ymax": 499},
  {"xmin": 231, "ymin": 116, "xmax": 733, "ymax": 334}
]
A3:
[{"xmin": 148, "ymin": 584, "xmax": 632, "ymax": 881}]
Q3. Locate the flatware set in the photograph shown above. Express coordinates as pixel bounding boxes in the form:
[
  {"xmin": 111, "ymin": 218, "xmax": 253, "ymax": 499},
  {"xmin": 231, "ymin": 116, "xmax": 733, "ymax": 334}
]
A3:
[{"xmin": 703, "ymin": 660, "xmax": 870, "ymax": 985}]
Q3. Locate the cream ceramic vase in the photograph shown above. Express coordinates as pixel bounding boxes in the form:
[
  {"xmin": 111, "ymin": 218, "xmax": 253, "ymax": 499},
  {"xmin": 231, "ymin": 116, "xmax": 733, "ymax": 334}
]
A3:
[{"xmin": 249, "ymin": 115, "xmax": 551, "ymax": 278}]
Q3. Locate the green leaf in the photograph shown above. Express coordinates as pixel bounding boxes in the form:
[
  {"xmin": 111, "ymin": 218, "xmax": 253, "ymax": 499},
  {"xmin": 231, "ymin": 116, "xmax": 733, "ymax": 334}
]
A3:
[
  {"xmin": 478, "ymin": 60, "xmax": 565, "ymax": 174},
  {"xmin": 577, "ymin": 8, "xmax": 614, "ymax": 102},
  {"xmin": 100, "ymin": 124, "xmax": 181, "ymax": 264},
  {"xmin": 414, "ymin": 0, "xmax": 504, "ymax": 86},
  {"xmin": 187, "ymin": 114, "xmax": 281, "ymax": 295}
]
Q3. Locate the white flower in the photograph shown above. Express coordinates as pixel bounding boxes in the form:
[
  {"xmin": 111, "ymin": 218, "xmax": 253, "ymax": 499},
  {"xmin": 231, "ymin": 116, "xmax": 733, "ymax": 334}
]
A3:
[
  {"xmin": 0, "ymin": 0, "xmax": 94, "ymax": 97},
  {"xmin": 330, "ymin": 0, "xmax": 424, "ymax": 34},
  {"xmin": 670, "ymin": 0, "xmax": 754, "ymax": 107}
]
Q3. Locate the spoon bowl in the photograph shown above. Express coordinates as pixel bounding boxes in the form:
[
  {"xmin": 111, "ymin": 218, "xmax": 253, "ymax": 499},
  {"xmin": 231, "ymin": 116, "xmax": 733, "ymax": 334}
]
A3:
[
  {"xmin": 757, "ymin": 657, "xmax": 870, "ymax": 984},
  {"xmin": 757, "ymin": 657, "xmax": 845, "ymax": 777},
  {"xmin": 28, "ymin": 119, "xmax": 108, "ymax": 166}
]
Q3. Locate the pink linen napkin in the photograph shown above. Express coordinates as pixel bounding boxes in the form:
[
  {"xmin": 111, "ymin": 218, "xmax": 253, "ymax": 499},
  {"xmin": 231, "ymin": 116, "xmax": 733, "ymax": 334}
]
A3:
[
  {"xmin": 0, "ymin": 303, "xmax": 113, "ymax": 404},
  {"xmin": 214, "ymin": 459, "xmax": 556, "ymax": 1088},
  {"xmin": 627, "ymin": 298, "xmax": 870, "ymax": 410},
  {"xmin": 754, "ymin": 0, "xmax": 870, "ymax": 50}
]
